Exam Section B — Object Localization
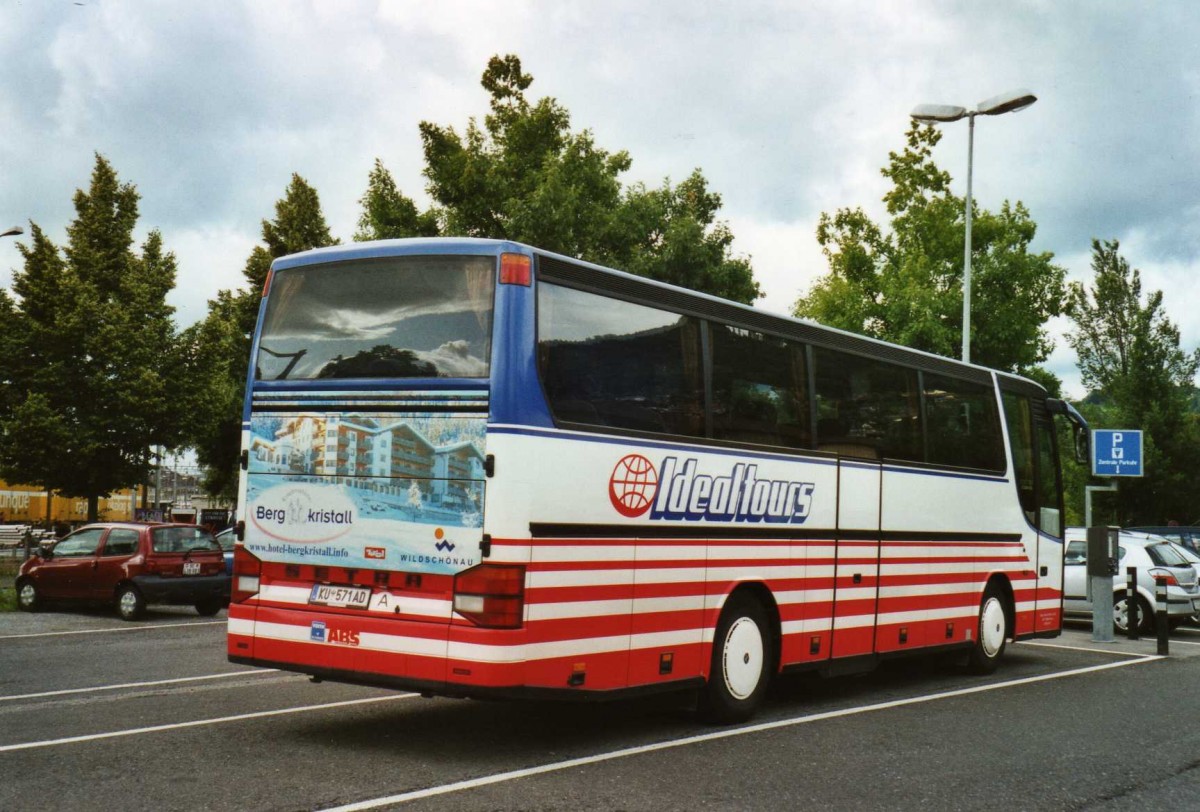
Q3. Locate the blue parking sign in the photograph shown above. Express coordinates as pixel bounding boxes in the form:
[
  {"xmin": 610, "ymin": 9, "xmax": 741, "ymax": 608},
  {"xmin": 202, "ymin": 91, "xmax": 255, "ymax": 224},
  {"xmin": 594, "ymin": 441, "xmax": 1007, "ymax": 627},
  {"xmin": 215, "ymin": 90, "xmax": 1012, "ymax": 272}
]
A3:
[{"xmin": 1091, "ymin": 429, "xmax": 1143, "ymax": 477}]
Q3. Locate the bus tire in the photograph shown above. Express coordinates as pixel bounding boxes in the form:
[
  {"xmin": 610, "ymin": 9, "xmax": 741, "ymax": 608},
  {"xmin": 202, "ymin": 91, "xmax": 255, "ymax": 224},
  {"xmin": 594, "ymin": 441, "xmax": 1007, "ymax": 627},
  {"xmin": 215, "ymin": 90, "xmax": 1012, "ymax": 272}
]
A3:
[
  {"xmin": 966, "ymin": 582, "xmax": 1009, "ymax": 675},
  {"xmin": 699, "ymin": 592, "xmax": 772, "ymax": 724}
]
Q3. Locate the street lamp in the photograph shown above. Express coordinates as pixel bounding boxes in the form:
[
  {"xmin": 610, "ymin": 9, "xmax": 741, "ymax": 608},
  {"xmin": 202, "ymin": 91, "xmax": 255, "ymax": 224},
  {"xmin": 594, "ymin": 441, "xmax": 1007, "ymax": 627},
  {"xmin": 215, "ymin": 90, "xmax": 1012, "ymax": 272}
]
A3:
[
  {"xmin": 911, "ymin": 89, "xmax": 1037, "ymax": 365},
  {"xmin": 1, "ymin": 226, "xmax": 22, "ymax": 238}
]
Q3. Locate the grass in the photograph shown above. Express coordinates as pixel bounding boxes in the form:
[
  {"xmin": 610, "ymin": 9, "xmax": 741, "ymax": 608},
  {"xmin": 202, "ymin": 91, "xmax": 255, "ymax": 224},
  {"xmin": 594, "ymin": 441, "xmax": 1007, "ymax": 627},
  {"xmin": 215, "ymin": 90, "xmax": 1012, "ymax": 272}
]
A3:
[{"xmin": 0, "ymin": 557, "xmax": 21, "ymax": 611}]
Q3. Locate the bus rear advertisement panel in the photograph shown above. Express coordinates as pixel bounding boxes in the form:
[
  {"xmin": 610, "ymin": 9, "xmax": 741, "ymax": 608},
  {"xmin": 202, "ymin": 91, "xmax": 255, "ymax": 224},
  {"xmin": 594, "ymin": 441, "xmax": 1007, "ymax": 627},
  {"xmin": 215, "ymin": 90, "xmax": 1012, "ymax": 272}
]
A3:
[
  {"xmin": 228, "ymin": 238, "xmax": 1084, "ymax": 722},
  {"xmin": 243, "ymin": 411, "xmax": 486, "ymax": 576}
]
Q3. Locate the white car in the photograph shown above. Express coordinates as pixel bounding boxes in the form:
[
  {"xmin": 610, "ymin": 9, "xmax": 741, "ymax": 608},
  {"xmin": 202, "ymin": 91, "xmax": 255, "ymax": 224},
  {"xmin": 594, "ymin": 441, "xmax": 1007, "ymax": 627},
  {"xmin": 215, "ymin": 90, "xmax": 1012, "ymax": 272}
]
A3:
[
  {"xmin": 1164, "ymin": 541, "xmax": 1200, "ymax": 625},
  {"xmin": 1063, "ymin": 528, "xmax": 1200, "ymax": 632}
]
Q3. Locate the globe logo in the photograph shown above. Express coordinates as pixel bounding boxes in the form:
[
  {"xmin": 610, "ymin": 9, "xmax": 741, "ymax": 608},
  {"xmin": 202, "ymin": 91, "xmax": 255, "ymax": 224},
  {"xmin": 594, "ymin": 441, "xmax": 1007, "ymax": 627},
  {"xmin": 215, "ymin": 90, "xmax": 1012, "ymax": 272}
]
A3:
[{"xmin": 609, "ymin": 454, "xmax": 658, "ymax": 518}]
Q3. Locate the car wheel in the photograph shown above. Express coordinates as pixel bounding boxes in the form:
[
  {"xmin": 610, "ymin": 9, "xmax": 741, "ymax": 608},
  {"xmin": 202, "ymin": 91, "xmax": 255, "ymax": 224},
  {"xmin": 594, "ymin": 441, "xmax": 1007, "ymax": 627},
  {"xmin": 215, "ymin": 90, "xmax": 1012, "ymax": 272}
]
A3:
[
  {"xmin": 967, "ymin": 582, "xmax": 1009, "ymax": 675},
  {"xmin": 1113, "ymin": 593, "xmax": 1153, "ymax": 634},
  {"xmin": 116, "ymin": 584, "xmax": 146, "ymax": 621},
  {"xmin": 195, "ymin": 597, "xmax": 222, "ymax": 617},
  {"xmin": 16, "ymin": 578, "xmax": 39, "ymax": 612},
  {"xmin": 699, "ymin": 592, "xmax": 772, "ymax": 724}
]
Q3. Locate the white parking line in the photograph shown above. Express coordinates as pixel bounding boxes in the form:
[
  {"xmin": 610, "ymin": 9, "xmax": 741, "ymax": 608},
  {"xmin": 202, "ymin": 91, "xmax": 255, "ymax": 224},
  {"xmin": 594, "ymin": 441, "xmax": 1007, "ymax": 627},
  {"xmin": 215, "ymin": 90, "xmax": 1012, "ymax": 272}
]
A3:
[
  {"xmin": 1022, "ymin": 640, "xmax": 1153, "ymax": 657},
  {"xmin": 0, "ymin": 621, "xmax": 226, "ymax": 640},
  {"xmin": 322, "ymin": 656, "xmax": 1161, "ymax": 811},
  {"xmin": 0, "ymin": 669, "xmax": 280, "ymax": 702},
  {"xmin": 0, "ymin": 694, "xmax": 416, "ymax": 753}
]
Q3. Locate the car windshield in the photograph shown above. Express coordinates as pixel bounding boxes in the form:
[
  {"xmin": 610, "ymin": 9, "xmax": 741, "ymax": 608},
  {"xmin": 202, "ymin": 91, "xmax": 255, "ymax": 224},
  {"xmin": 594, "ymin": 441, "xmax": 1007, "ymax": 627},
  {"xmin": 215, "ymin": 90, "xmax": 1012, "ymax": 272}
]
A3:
[
  {"xmin": 1146, "ymin": 542, "xmax": 1190, "ymax": 568},
  {"xmin": 151, "ymin": 527, "xmax": 220, "ymax": 553}
]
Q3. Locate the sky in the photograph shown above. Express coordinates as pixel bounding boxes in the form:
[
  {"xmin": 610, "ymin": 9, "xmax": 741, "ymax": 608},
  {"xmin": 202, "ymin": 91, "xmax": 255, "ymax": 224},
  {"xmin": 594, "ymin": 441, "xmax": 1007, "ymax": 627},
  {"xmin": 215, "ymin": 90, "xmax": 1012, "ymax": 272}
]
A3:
[{"xmin": 2, "ymin": 0, "xmax": 1199, "ymax": 399}]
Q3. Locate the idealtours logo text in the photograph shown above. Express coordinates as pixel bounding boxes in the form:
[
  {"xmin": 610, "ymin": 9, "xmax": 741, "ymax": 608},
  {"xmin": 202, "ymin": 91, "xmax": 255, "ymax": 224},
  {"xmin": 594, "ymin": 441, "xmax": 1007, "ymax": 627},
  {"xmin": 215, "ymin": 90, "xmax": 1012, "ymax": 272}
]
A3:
[{"xmin": 609, "ymin": 454, "xmax": 815, "ymax": 524}]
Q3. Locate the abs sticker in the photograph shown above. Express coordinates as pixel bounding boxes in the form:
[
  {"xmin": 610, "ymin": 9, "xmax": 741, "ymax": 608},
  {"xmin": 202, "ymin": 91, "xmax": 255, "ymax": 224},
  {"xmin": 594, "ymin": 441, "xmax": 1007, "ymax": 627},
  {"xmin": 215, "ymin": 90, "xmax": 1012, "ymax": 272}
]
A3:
[
  {"xmin": 310, "ymin": 619, "xmax": 359, "ymax": 646},
  {"xmin": 609, "ymin": 454, "xmax": 816, "ymax": 524}
]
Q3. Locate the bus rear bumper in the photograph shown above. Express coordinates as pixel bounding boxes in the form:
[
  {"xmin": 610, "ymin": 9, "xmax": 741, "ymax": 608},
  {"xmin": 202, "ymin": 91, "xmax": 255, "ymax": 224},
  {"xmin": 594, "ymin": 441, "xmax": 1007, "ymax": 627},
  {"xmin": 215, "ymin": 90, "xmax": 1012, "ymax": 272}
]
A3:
[{"xmin": 227, "ymin": 652, "xmax": 703, "ymax": 702}]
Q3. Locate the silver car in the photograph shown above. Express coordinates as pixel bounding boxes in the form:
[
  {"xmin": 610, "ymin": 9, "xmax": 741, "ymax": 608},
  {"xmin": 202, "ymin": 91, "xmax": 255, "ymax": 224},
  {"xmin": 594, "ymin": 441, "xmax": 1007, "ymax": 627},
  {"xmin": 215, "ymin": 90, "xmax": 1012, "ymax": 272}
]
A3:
[
  {"xmin": 1164, "ymin": 541, "xmax": 1200, "ymax": 625},
  {"xmin": 1063, "ymin": 528, "xmax": 1200, "ymax": 633}
]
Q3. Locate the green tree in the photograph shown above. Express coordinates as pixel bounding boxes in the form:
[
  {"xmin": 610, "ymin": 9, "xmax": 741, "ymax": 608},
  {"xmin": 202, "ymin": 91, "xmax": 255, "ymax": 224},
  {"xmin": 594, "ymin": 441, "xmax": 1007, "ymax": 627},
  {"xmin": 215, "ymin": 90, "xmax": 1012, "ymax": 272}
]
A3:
[
  {"xmin": 179, "ymin": 291, "xmax": 247, "ymax": 499},
  {"xmin": 187, "ymin": 175, "xmax": 338, "ymax": 498},
  {"xmin": 1066, "ymin": 239, "xmax": 1200, "ymax": 524},
  {"xmin": 364, "ymin": 54, "xmax": 759, "ymax": 303},
  {"xmin": 0, "ymin": 156, "xmax": 184, "ymax": 520},
  {"xmin": 795, "ymin": 123, "xmax": 1065, "ymax": 374},
  {"xmin": 354, "ymin": 159, "xmax": 440, "ymax": 241}
]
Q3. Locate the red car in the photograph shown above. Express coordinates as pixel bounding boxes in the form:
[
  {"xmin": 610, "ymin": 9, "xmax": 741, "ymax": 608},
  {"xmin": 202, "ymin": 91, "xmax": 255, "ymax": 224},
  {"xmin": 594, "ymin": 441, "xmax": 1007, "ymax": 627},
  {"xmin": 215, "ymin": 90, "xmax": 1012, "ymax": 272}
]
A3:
[{"xmin": 15, "ymin": 522, "xmax": 229, "ymax": 620}]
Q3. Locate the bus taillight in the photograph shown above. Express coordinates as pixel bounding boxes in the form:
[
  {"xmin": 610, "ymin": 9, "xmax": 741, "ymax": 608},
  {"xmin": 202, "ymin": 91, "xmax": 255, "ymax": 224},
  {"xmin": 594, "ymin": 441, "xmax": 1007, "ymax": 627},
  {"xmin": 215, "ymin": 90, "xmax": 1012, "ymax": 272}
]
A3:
[
  {"xmin": 500, "ymin": 253, "xmax": 531, "ymax": 286},
  {"xmin": 453, "ymin": 563, "xmax": 525, "ymax": 628},
  {"xmin": 232, "ymin": 545, "xmax": 262, "ymax": 603}
]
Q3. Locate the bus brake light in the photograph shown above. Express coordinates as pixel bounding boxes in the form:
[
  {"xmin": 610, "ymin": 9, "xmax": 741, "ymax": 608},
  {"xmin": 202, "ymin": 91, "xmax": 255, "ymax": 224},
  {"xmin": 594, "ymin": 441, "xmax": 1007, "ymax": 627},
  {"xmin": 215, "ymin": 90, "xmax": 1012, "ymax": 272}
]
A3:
[
  {"xmin": 232, "ymin": 545, "xmax": 263, "ymax": 603},
  {"xmin": 453, "ymin": 562, "xmax": 525, "ymax": 628},
  {"xmin": 500, "ymin": 253, "xmax": 531, "ymax": 286}
]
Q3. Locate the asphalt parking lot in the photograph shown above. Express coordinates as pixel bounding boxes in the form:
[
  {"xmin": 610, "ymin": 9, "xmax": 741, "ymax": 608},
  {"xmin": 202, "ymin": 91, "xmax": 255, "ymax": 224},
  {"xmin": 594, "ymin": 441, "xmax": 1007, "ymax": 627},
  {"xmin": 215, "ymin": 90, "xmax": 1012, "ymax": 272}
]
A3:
[{"xmin": 3, "ymin": 608, "xmax": 1200, "ymax": 811}]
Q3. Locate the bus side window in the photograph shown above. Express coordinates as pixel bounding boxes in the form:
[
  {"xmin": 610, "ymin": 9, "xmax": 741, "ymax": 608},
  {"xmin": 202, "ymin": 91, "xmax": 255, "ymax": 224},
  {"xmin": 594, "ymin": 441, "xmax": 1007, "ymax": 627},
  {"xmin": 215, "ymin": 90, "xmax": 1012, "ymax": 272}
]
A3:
[
  {"xmin": 538, "ymin": 283, "xmax": 705, "ymax": 439},
  {"xmin": 710, "ymin": 325, "xmax": 811, "ymax": 450},
  {"xmin": 925, "ymin": 373, "xmax": 1005, "ymax": 471},
  {"xmin": 1001, "ymin": 391, "xmax": 1062, "ymax": 538},
  {"xmin": 812, "ymin": 347, "xmax": 920, "ymax": 462},
  {"xmin": 1001, "ymin": 393, "xmax": 1038, "ymax": 526}
]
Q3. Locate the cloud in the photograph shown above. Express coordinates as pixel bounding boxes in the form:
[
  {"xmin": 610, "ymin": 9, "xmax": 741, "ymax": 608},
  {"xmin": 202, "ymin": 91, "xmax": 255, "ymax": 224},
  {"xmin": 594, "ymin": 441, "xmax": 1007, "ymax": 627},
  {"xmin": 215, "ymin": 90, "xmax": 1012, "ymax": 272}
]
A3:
[{"xmin": 0, "ymin": 0, "xmax": 1196, "ymax": 401}]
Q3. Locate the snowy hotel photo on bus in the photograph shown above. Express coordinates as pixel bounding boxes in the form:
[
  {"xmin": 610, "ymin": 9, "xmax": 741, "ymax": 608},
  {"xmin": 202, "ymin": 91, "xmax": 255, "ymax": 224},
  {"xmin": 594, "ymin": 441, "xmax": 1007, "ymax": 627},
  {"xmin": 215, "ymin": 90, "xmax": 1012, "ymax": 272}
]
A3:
[{"xmin": 244, "ymin": 413, "xmax": 487, "ymax": 575}]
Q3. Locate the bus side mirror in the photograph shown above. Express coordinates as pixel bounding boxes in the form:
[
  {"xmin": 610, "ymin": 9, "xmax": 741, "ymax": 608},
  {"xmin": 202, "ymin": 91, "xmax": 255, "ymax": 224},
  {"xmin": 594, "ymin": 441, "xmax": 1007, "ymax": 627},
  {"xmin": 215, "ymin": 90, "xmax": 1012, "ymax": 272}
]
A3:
[
  {"xmin": 1047, "ymin": 398, "xmax": 1090, "ymax": 465},
  {"xmin": 1073, "ymin": 425, "xmax": 1089, "ymax": 466}
]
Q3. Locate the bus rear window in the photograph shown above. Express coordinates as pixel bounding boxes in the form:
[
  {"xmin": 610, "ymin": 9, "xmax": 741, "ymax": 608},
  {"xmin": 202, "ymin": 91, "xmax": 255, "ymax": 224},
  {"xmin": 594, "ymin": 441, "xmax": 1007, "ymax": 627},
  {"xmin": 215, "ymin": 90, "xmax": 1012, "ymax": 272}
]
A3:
[{"xmin": 256, "ymin": 255, "xmax": 494, "ymax": 380}]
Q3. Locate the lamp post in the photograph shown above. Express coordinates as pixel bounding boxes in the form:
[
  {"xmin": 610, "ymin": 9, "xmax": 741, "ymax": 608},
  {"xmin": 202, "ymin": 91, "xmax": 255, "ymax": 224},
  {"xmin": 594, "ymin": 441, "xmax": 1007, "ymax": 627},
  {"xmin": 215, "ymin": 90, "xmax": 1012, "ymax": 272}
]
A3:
[
  {"xmin": 1, "ymin": 226, "xmax": 22, "ymax": 238},
  {"xmin": 910, "ymin": 89, "xmax": 1037, "ymax": 365}
]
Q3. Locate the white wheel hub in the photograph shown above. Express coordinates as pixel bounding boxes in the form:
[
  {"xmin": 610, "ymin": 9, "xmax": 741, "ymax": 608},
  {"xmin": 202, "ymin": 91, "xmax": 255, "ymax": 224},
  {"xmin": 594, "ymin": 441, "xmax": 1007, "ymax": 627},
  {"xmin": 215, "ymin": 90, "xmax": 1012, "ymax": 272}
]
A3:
[
  {"xmin": 979, "ymin": 596, "xmax": 1006, "ymax": 657},
  {"xmin": 18, "ymin": 583, "xmax": 35, "ymax": 606},
  {"xmin": 721, "ymin": 616, "xmax": 764, "ymax": 700}
]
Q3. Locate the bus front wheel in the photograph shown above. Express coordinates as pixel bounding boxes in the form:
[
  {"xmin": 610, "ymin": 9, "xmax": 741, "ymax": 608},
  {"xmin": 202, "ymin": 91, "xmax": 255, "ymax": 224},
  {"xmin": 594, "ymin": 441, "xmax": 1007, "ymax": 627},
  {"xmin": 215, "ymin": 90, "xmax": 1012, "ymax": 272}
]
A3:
[{"xmin": 699, "ymin": 592, "xmax": 772, "ymax": 724}]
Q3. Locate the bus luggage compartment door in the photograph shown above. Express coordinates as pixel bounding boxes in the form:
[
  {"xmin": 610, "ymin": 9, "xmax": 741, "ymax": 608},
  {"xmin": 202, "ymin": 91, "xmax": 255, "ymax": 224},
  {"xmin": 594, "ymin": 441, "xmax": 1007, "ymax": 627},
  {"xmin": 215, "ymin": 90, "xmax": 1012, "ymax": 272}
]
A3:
[{"xmin": 830, "ymin": 459, "xmax": 881, "ymax": 659}]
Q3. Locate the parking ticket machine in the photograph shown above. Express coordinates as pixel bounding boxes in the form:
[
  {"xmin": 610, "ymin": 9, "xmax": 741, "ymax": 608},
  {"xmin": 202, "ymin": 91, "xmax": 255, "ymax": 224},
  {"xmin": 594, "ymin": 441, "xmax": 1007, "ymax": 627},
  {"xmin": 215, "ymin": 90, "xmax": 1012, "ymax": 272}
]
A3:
[
  {"xmin": 1086, "ymin": 526, "xmax": 1119, "ymax": 578},
  {"xmin": 1087, "ymin": 526, "xmax": 1119, "ymax": 642}
]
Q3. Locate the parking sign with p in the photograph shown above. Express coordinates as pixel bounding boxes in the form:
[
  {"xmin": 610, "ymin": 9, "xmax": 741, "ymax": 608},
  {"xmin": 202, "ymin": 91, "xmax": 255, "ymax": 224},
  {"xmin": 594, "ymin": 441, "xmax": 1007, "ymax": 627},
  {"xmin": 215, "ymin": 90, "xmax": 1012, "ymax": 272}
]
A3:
[{"xmin": 1091, "ymin": 429, "xmax": 1143, "ymax": 477}]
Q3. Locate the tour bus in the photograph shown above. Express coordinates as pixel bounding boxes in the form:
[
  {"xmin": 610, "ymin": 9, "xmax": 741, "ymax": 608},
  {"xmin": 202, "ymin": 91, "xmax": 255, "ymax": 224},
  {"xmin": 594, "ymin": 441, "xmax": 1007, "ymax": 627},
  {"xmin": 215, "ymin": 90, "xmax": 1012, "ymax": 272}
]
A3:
[{"xmin": 227, "ymin": 238, "xmax": 1087, "ymax": 722}]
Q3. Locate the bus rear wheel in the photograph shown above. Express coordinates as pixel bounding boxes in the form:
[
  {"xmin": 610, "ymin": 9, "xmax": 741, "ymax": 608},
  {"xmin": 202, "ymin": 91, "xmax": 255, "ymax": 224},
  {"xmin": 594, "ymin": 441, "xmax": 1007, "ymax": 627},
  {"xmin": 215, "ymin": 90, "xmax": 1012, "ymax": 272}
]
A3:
[
  {"xmin": 699, "ymin": 592, "xmax": 772, "ymax": 724},
  {"xmin": 966, "ymin": 582, "xmax": 1009, "ymax": 675}
]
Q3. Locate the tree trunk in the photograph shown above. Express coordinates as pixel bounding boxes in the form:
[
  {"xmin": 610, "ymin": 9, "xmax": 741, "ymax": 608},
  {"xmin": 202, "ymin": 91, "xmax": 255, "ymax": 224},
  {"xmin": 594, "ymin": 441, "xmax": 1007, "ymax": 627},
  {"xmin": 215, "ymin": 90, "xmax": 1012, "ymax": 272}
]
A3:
[{"xmin": 88, "ymin": 494, "xmax": 100, "ymax": 523}]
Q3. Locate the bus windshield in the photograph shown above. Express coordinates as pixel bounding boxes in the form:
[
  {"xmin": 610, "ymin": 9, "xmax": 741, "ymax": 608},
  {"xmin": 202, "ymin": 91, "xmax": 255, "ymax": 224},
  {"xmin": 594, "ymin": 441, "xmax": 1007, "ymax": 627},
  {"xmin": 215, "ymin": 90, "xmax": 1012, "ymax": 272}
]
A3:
[{"xmin": 255, "ymin": 255, "xmax": 495, "ymax": 380}]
